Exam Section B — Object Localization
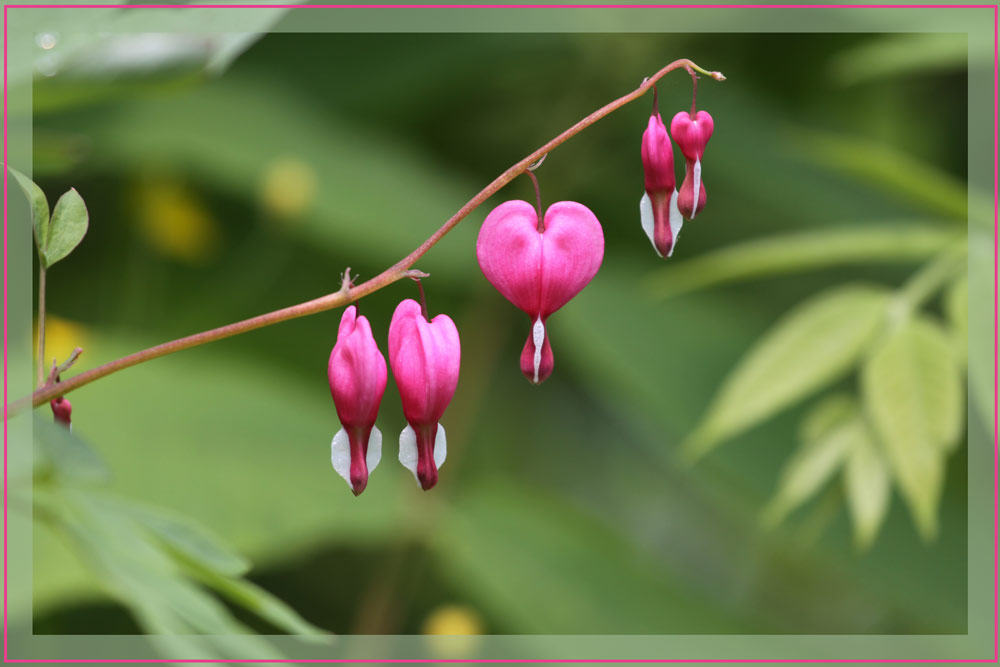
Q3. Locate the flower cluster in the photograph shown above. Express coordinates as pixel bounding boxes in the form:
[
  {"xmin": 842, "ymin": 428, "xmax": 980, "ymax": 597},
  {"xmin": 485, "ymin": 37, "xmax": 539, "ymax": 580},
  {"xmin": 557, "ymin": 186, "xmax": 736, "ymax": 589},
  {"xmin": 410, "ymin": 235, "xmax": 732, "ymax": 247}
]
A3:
[
  {"xmin": 639, "ymin": 93, "xmax": 714, "ymax": 257},
  {"xmin": 326, "ymin": 72, "xmax": 715, "ymax": 494},
  {"xmin": 328, "ymin": 302, "xmax": 460, "ymax": 494}
]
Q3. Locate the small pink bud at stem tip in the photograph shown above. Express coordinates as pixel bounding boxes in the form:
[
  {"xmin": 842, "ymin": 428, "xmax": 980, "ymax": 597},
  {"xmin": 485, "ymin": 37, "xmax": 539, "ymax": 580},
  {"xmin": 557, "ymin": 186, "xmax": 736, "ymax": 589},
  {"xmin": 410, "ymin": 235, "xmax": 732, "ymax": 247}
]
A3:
[{"xmin": 50, "ymin": 396, "xmax": 71, "ymax": 427}]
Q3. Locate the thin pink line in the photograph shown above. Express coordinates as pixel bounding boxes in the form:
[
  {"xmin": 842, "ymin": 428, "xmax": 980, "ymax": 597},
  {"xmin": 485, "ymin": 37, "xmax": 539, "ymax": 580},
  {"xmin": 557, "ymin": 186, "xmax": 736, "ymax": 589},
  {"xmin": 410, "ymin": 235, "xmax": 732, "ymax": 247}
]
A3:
[
  {"xmin": 3, "ymin": 2, "xmax": 9, "ymax": 663},
  {"xmin": 2, "ymin": 2, "xmax": 998, "ymax": 665},
  {"xmin": 4, "ymin": 661, "xmax": 1000, "ymax": 665},
  {"xmin": 0, "ymin": 3, "xmax": 998, "ymax": 8},
  {"xmin": 993, "ymin": 3, "xmax": 1000, "ymax": 666}
]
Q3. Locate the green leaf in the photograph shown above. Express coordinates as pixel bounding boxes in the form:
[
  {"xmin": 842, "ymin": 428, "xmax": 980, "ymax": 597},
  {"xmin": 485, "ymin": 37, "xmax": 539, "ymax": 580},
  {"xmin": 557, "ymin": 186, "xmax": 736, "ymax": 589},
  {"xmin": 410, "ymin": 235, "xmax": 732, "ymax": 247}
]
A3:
[
  {"xmin": 969, "ymin": 231, "xmax": 992, "ymax": 428},
  {"xmin": 122, "ymin": 501, "xmax": 250, "ymax": 577},
  {"xmin": 944, "ymin": 275, "xmax": 968, "ymax": 363},
  {"xmin": 793, "ymin": 130, "xmax": 990, "ymax": 230},
  {"xmin": 43, "ymin": 188, "xmax": 89, "ymax": 267},
  {"xmin": 643, "ymin": 224, "xmax": 958, "ymax": 300},
  {"xmin": 828, "ymin": 33, "xmax": 979, "ymax": 86},
  {"xmin": 761, "ymin": 394, "xmax": 857, "ymax": 527},
  {"xmin": 189, "ymin": 569, "xmax": 327, "ymax": 637},
  {"xmin": 842, "ymin": 422, "xmax": 891, "ymax": 551},
  {"xmin": 8, "ymin": 167, "xmax": 50, "ymax": 251},
  {"xmin": 683, "ymin": 285, "xmax": 891, "ymax": 462},
  {"xmin": 33, "ymin": 416, "xmax": 110, "ymax": 484},
  {"xmin": 861, "ymin": 316, "xmax": 962, "ymax": 540}
]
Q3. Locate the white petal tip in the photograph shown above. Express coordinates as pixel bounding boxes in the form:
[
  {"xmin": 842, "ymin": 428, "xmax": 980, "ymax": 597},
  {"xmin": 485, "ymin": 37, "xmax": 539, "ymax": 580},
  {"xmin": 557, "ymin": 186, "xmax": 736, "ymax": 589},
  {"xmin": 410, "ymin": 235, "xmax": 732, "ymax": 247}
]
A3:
[
  {"xmin": 639, "ymin": 192, "xmax": 662, "ymax": 257},
  {"xmin": 398, "ymin": 424, "xmax": 447, "ymax": 485},
  {"xmin": 330, "ymin": 426, "xmax": 382, "ymax": 491}
]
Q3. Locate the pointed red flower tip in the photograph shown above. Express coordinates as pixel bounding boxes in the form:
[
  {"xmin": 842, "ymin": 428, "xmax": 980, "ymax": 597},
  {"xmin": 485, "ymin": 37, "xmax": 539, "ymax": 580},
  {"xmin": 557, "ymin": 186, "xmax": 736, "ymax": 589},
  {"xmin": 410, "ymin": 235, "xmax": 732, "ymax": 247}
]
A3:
[
  {"xmin": 670, "ymin": 110, "xmax": 713, "ymax": 220},
  {"xmin": 476, "ymin": 200, "xmax": 604, "ymax": 384},
  {"xmin": 328, "ymin": 305, "xmax": 388, "ymax": 496},
  {"xmin": 388, "ymin": 299, "xmax": 461, "ymax": 491},
  {"xmin": 50, "ymin": 396, "xmax": 72, "ymax": 428}
]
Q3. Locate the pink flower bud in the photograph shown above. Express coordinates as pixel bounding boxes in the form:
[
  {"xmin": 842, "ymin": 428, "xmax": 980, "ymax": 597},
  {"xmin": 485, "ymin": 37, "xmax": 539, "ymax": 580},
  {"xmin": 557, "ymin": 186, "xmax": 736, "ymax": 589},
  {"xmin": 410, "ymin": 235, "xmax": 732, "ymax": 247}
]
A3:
[
  {"xmin": 50, "ymin": 396, "xmax": 72, "ymax": 428},
  {"xmin": 639, "ymin": 111, "xmax": 683, "ymax": 258},
  {"xmin": 477, "ymin": 200, "xmax": 604, "ymax": 384},
  {"xmin": 670, "ymin": 110, "xmax": 713, "ymax": 220},
  {"xmin": 328, "ymin": 305, "xmax": 388, "ymax": 496},
  {"xmin": 388, "ymin": 299, "xmax": 461, "ymax": 491},
  {"xmin": 641, "ymin": 112, "xmax": 675, "ymax": 193}
]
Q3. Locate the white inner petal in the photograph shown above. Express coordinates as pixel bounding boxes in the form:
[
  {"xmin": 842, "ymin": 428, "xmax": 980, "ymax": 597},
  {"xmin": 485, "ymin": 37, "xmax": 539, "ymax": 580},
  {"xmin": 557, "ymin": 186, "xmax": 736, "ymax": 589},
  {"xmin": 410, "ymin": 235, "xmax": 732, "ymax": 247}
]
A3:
[
  {"xmin": 691, "ymin": 158, "xmax": 702, "ymax": 219},
  {"xmin": 330, "ymin": 426, "xmax": 383, "ymax": 490},
  {"xmin": 330, "ymin": 428, "xmax": 352, "ymax": 487},
  {"xmin": 667, "ymin": 189, "xmax": 684, "ymax": 258},
  {"xmin": 367, "ymin": 425, "xmax": 382, "ymax": 473},
  {"xmin": 532, "ymin": 317, "xmax": 545, "ymax": 383},
  {"xmin": 398, "ymin": 424, "xmax": 447, "ymax": 485},
  {"xmin": 639, "ymin": 192, "xmax": 661, "ymax": 257}
]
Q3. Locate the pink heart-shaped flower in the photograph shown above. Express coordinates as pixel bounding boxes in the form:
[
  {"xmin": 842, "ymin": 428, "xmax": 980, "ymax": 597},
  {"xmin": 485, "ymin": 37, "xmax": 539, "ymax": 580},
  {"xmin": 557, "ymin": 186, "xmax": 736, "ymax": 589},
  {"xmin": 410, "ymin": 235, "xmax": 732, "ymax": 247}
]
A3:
[
  {"xmin": 670, "ymin": 110, "xmax": 714, "ymax": 161},
  {"xmin": 476, "ymin": 199, "xmax": 604, "ymax": 384}
]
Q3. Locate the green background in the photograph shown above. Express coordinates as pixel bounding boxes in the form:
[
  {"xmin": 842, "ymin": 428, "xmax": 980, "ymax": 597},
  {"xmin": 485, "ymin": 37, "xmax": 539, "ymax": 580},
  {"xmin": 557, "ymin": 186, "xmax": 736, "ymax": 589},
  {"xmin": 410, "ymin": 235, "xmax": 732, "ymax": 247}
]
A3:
[{"xmin": 4, "ymin": 4, "xmax": 994, "ymax": 662}]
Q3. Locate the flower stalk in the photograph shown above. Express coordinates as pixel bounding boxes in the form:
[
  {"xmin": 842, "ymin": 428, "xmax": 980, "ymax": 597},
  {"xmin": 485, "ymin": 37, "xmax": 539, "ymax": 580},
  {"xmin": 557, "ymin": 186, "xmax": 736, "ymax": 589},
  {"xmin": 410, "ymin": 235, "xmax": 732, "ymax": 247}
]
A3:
[{"xmin": 15, "ymin": 58, "xmax": 724, "ymax": 414}]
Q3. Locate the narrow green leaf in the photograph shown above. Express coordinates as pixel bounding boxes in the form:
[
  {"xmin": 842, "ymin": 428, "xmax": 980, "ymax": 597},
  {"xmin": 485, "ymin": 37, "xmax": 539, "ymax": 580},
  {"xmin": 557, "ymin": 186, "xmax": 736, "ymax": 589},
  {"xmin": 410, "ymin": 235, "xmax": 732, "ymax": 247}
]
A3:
[
  {"xmin": 122, "ymin": 502, "xmax": 250, "ymax": 577},
  {"xmin": 861, "ymin": 316, "xmax": 962, "ymax": 540},
  {"xmin": 8, "ymin": 167, "xmax": 50, "ymax": 252},
  {"xmin": 793, "ymin": 130, "xmax": 990, "ymax": 230},
  {"xmin": 761, "ymin": 394, "xmax": 856, "ymax": 527},
  {"xmin": 643, "ymin": 224, "xmax": 958, "ymax": 301},
  {"xmin": 944, "ymin": 275, "xmax": 968, "ymax": 363},
  {"xmin": 191, "ymin": 567, "xmax": 328, "ymax": 637},
  {"xmin": 43, "ymin": 188, "xmax": 89, "ymax": 267},
  {"xmin": 683, "ymin": 285, "xmax": 890, "ymax": 462},
  {"xmin": 828, "ymin": 33, "xmax": 976, "ymax": 86},
  {"xmin": 843, "ymin": 423, "xmax": 891, "ymax": 551},
  {"xmin": 798, "ymin": 393, "xmax": 857, "ymax": 445}
]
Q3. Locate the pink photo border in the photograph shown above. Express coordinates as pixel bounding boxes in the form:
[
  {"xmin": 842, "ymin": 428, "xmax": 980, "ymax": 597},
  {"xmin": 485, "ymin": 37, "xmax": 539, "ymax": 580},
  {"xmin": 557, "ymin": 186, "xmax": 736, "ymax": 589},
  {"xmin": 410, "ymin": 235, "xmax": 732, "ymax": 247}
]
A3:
[{"xmin": 2, "ymin": 2, "xmax": 997, "ymax": 663}]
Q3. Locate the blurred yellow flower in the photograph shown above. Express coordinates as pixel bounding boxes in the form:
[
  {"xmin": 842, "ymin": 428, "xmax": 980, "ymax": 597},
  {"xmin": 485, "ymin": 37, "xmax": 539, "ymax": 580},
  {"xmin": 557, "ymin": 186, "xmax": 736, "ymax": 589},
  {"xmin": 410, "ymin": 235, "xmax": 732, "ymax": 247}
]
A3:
[
  {"xmin": 421, "ymin": 603, "xmax": 484, "ymax": 658},
  {"xmin": 35, "ymin": 315, "xmax": 88, "ymax": 369},
  {"xmin": 132, "ymin": 173, "xmax": 220, "ymax": 263},
  {"xmin": 421, "ymin": 603, "xmax": 484, "ymax": 635},
  {"xmin": 259, "ymin": 157, "xmax": 317, "ymax": 220}
]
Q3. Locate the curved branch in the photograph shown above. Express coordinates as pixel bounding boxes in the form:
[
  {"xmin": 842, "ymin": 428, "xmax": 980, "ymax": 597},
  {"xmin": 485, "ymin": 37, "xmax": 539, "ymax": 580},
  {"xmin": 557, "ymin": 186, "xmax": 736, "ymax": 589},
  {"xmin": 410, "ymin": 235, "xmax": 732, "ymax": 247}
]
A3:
[{"xmin": 17, "ymin": 58, "xmax": 723, "ymax": 412}]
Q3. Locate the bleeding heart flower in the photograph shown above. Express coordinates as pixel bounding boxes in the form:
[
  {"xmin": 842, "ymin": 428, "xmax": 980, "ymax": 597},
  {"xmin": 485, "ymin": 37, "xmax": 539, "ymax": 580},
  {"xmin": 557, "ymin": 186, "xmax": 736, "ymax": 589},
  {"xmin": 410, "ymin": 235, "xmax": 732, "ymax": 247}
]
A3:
[
  {"xmin": 476, "ymin": 200, "xmax": 604, "ymax": 384},
  {"xmin": 50, "ymin": 396, "xmax": 71, "ymax": 429},
  {"xmin": 670, "ymin": 110, "xmax": 714, "ymax": 219},
  {"xmin": 388, "ymin": 299, "xmax": 461, "ymax": 491},
  {"xmin": 328, "ymin": 305, "xmax": 388, "ymax": 496},
  {"xmin": 640, "ymin": 109, "xmax": 684, "ymax": 257}
]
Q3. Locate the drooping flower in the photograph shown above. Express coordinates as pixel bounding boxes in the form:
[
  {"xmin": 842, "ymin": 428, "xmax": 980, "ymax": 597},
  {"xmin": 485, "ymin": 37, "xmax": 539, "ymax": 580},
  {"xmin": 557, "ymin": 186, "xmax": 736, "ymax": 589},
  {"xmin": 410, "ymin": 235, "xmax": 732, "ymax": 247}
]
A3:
[
  {"xmin": 328, "ymin": 305, "xmax": 388, "ymax": 496},
  {"xmin": 670, "ymin": 110, "xmax": 714, "ymax": 219},
  {"xmin": 640, "ymin": 109, "xmax": 684, "ymax": 257},
  {"xmin": 388, "ymin": 299, "xmax": 461, "ymax": 491},
  {"xmin": 476, "ymin": 200, "xmax": 604, "ymax": 384},
  {"xmin": 50, "ymin": 396, "xmax": 71, "ymax": 428}
]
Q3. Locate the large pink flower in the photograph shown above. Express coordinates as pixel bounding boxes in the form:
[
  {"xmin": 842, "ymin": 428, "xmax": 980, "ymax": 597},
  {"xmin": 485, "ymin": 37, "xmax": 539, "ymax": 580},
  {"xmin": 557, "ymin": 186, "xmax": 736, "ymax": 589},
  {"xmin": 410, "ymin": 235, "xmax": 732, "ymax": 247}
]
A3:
[
  {"xmin": 388, "ymin": 299, "xmax": 461, "ymax": 491},
  {"xmin": 328, "ymin": 305, "xmax": 388, "ymax": 496},
  {"xmin": 640, "ymin": 110, "xmax": 683, "ymax": 258},
  {"xmin": 476, "ymin": 200, "xmax": 604, "ymax": 384}
]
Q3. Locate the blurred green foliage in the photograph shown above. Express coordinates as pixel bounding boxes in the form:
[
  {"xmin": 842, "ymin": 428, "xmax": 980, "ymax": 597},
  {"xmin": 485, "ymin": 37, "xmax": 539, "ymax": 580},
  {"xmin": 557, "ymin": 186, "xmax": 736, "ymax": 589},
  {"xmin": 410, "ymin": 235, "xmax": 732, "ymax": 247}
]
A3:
[{"xmin": 24, "ymin": 29, "xmax": 973, "ymax": 645}]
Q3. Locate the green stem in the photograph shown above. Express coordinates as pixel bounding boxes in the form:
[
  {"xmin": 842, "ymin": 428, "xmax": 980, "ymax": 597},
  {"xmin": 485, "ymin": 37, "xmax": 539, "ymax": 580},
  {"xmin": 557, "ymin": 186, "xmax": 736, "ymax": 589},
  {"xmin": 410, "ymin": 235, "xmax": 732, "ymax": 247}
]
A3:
[
  {"xmin": 16, "ymin": 58, "xmax": 723, "ymax": 413},
  {"xmin": 36, "ymin": 265, "xmax": 47, "ymax": 388},
  {"xmin": 895, "ymin": 238, "xmax": 967, "ymax": 315}
]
